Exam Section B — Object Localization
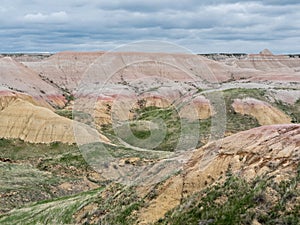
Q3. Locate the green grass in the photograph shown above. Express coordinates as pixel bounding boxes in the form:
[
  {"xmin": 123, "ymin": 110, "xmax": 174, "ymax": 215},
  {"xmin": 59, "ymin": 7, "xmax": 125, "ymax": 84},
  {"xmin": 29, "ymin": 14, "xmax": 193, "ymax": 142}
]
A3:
[
  {"xmin": 135, "ymin": 106, "xmax": 182, "ymax": 151},
  {"xmin": 130, "ymin": 123, "xmax": 152, "ymax": 139},
  {"xmin": 0, "ymin": 138, "xmax": 78, "ymax": 161},
  {"xmin": 0, "ymin": 138, "xmax": 91, "ymax": 175},
  {"xmin": 0, "ymin": 138, "xmax": 97, "ymax": 213},
  {"xmin": 101, "ymin": 106, "xmax": 211, "ymax": 152},
  {"xmin": 0, "ymin": 162, "xmax": 60, "ymax": 192},
  {"xmin": 36, "ymin": 152, "xmax": 90, "ymax": 176},
  {"xmin": 100, "ymin": 89, "xmax": 269, "ymax": 151},
  {"xmin": 0, "ymin": 187, "xmax": 103, "ymax": 225},
  {"xmin": 222, "ymin": 88, "xmax": 267, "ymax": 101},
  {"xmin": 275, "ymin": 99, "xmax": 300, "ymax": 123},
  {"xmin": 0, "ymin": 183, "xmax": 144, "ymax": 225},
  {"xmin": 101, "ymin": 106, "xmax": 181, "ymax": 151},
  {"xmin": 55, "ymin": 109, "xmax": 73, "ymax": 119},
  {"xmin": 0, "ymin": 162, "xmax": 62, "ymax": 213},
  {"xmin": 81, "ymin": 141, "xmax": 171, "ymax": 163},
  {"xmin": 55, "ymin": 110, "xmax": 93, "ymax": 124},
  {"xmin": 218, "ymin": 89, "xmax": 264, "ymax": 133}
]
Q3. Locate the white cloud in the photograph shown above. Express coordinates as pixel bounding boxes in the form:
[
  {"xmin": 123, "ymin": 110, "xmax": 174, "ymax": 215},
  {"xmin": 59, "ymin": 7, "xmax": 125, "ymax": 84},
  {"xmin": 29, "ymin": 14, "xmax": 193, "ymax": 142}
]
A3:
[{"xmin": 24, "ymin": 11, "xmax": 68, "ymax": 23}]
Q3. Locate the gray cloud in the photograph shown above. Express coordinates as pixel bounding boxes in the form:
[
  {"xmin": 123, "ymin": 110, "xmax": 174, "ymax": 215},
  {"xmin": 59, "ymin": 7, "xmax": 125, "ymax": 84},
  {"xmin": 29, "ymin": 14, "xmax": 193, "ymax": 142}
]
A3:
[{"xmin": 0, "ymin": 0, "xmax": 299, "ymax": 53}]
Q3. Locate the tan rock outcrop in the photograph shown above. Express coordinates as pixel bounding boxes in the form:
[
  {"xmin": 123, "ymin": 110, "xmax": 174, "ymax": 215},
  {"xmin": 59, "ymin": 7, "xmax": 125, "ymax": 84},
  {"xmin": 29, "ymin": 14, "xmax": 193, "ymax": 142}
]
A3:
[
  {"xmin": 232, "ymin": 98, "xmax": 291, "ymax": 125},
  {"xmin": 21, "ymin": 51, "xmax": 300, "ymax": 95},
  {"xmin": 184, "ymin": 124, "xmax": 300, "ymax": 193},
  {"xmin": 138, "ymin": 124, "xmax": 300, "ymax": 224},
  {"xmin": 180, "ymin": 95, "xmax": 213, "ymax": 120},
  {"xmin": 0, "ymin": 90, "xmax": 45, "ymax": 110},
  {"xmin": 0, "ymin": 99, "xmax": 109, "ymax": 144},
  {"xmin": 138, "ymin": 175, "xmax": 183, "ymax": 224},
  {"xmin": 90, "ymin": 94, "xmax": 213, "ymax": 127}
]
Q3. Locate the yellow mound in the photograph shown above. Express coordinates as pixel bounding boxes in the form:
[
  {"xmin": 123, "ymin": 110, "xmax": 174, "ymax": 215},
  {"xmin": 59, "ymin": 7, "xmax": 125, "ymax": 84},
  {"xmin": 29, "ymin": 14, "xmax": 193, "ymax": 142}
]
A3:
[
  {"xmin": 138, "ymin": 124, "xmax": 300, "ymax": 224},
  {"xmin": 0, "ymin": 99, "xmax": 109, "ymax": 144},
  {"xmin": 0, "ymin": 90, "xmax": 48, "ymax": 110},
  {"xmin": 232, "ymin": 98, "xmax": 291, "ymax": 125}
]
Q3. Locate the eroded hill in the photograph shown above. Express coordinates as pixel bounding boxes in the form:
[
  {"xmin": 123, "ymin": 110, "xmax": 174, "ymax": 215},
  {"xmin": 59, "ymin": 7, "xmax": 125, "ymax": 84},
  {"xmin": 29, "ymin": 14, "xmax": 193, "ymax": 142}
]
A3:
[
  {"xmin": 0, "ymin": 124, "xmax": 299, "ymax": 224},
  {"xmin": 0, "ymin": 50, "xmax": 299, "ymax": 224}
]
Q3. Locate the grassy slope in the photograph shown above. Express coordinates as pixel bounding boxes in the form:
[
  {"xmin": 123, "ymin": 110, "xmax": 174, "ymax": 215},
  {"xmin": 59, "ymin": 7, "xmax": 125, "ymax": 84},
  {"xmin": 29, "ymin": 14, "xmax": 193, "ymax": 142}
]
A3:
[
  {"xmin": 156, "ymin": 166, "xmax": 300, "ymax": 225},
  {"xmin": 0, "ymin": 184, "xmax": 144, "ymax": 225},
  {"xmin": 1, "ymin": 164, "xmax": 298, "ymax": 225},
  {"xmin": 0, "ymin": 188, "xmax": 101, "ymax": 225},
  {"xmin": 0, "ymin": 139, "xmax": 95, "ymax": 213}
]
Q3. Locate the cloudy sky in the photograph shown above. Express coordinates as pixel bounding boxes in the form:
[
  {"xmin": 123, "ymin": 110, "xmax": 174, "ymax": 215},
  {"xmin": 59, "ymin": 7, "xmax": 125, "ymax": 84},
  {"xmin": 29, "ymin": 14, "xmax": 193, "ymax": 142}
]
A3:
[{"xmin": 0, "ymin": 0, "xmax": 299, "ymax": 53}]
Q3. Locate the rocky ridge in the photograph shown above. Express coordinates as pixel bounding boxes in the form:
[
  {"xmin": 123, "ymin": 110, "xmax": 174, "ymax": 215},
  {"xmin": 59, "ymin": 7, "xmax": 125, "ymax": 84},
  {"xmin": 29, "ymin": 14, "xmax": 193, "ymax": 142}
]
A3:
[{"xmin": 138, "ymin": 124, "xmax": 300, "ymax": 224}]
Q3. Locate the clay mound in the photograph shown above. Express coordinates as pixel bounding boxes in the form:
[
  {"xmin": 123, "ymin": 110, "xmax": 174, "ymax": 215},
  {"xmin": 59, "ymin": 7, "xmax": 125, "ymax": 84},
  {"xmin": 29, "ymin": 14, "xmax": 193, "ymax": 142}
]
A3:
[
  {"xmin": 0, "ymin": 90, "xmax": 46, "ymax": 110},
  {"xmin": 102, "ymin": 52, "xmax": 300, "ymax": 83},
  {"xmin": 234, "ymin": 50, "xmax": 300, "ymax": 73},
  {"xmin": 76, "ymin": 93, "xmax": 214, "ymax": 128},
  {"xmin": 24, "ymin": 52, "xmax": 104, "ymax": 91},
  {"xmin": 180, "ymin": 95, "xmax": 213, "ymax": 120},
  {"xmin": 259, "ymin": 49, "xmax": 273, "ymax": 55},
  {"xmin": 232, "ymin": 98, "xmax": 291, "ymax": 125},
  {"xmin": 88, "ymin": 51, "xmax": 238, "ymax": 83},
  {"xmin": 138, "ymin": 124, "xmax": 300, "ymax": 223},
  {"xmin": 24, "ymin": 51, "xmax": 300, "ymax": 93},
  {"xmin": 0, "ymin": 99, "xmax": 109, "ymax": 144},
  {"xmin": 26, "ymin": 51, "xmax": 241, "ymax": 91},
  {"xmin": 92, "ymin": 95, "xmax": 174, "ymax": 126},
  {"xmin": 267, "ymin": 89, "xmax": 300, "ymax": 104},
  {"xmin": 0, "ymin": 57, "xmax": 65, "ymax": 107},
  {"xmin": 184, "ymin": 124, "xmax": 300, "ymax": 193}
]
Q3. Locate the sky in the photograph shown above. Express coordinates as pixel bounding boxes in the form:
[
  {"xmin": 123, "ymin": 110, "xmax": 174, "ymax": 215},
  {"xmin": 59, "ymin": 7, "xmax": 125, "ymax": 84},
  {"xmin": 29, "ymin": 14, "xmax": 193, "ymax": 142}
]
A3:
[{"xmin": 0, "ymin": 0, "xmax": 299, "ymax": 54}]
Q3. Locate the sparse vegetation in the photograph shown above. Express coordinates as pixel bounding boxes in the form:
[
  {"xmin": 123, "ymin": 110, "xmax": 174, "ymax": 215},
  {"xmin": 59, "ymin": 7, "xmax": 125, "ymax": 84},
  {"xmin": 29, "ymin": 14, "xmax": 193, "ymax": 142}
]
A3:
[
  {"xmin": 218, "ymin": 88, "xmax": 264, "ymax": 133},
  {"xmin": 156, "ymin": 165, "xmax": 300, "ymax": 225},
  {"xmin": 101, "ymin": 106, "xmax": 212, "ymax": 151},
  {"xmin": 55, "ymin": 110, "xmax": 93, "ymax": 124},
  {"xmin": 275, "ymin": 99, "xmax": 300, "ymax": 123},
  {"xmin": 1, "ymin": 50, "xmax": 300, "ymax": 225},
  {"xmin": 55, "ymin": 109, "xmax": 73, "ymax": 119},
  {"xmin": 0, "ymin": 138, "xmax": 97, "ymax": 213},
  {"xmin": 0, "ymin": 138, "xmax": 78, "ymax": 161},
  {"xmin": 0, "ymin": 184, "xmax": 144, "ymax": 225},
  {"xmin": 0, "ymin": 188, "xmax": 103, "ymax": 225},
  {"xmin": 2, "ymin": 162, "xmax": 298, "ymax": 225}
]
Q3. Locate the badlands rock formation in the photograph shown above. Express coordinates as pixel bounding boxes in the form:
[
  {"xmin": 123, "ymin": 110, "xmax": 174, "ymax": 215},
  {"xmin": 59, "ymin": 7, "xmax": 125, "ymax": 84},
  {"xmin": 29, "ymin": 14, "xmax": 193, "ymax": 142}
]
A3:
[
  {"xmin": 24, "ymin": 51, "xmax": 260, "ymax": 88},
  {"xmin": 0, "ymin": 50, "xmax": 299, "ymax": 224},
  {"xmin": 0, "ymin": 97, "xmax": 108, "ymax": 144},
  {"xmin": 232, "ymin": 98, "xmax": 291, "ymax": 125},
  {"xmin": 2, "ymin": 50, "xmax": 300, "ymax": 110},
  {"xmin": 1, "ymin": 50, "xmax": 299, "ymax": 145},
  {"xmin": 259, "ymin": 48, "xmax": 274, "ymax": 55},
  {"xmin": 0, "ymin": 57, "xmax": 65, "ymax": 108},
  {"xmin": 179, "ymin": 95, "xmax": 213, "ymax": 120},
  {"xmin": 0, "ymin": 90, "xmax": 44, "ymax": 110},
  {"xmin": 138, "ymin": 124, "xmax": 300, "ymax": 224},
  {"xmin": 24, "ymin": 52, "xmax": 104, "ymax": 91},
  {"xmin": 234, "ymin": 49, "xmax": 300, "ymax": 74},
  {"xmin": 90, "ymin": 94, "xmax": 213, "ymax": 126}
]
